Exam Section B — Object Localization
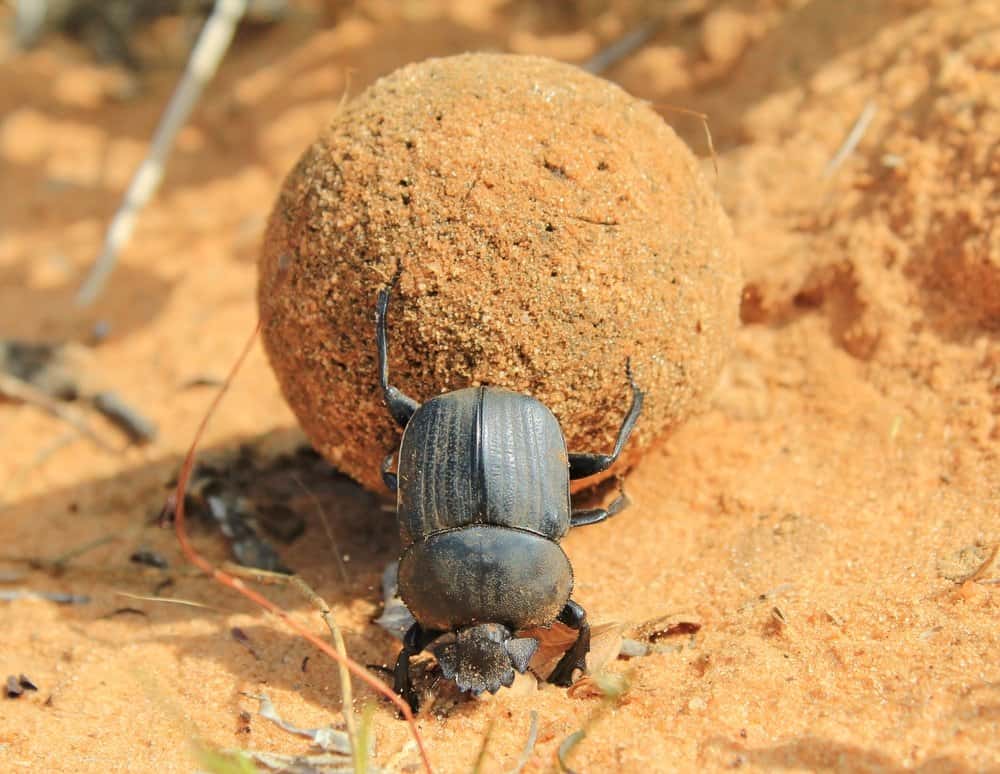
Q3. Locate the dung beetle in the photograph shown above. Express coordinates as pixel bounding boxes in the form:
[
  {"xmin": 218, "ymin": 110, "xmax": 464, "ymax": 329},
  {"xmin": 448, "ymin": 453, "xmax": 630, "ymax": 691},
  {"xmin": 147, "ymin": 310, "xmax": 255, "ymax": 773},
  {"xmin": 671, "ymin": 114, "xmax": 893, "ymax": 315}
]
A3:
[{"xmin": 375, "ymin": 275, "xmax": 644, "ymax": 710}]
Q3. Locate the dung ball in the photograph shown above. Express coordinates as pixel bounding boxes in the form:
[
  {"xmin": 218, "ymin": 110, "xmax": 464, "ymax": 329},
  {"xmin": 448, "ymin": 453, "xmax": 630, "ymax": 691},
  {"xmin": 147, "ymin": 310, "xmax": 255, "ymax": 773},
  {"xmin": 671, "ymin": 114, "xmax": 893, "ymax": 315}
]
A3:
[{"xmin": 259, "ymin": 53, "xmax": 740, "ymax": 492}]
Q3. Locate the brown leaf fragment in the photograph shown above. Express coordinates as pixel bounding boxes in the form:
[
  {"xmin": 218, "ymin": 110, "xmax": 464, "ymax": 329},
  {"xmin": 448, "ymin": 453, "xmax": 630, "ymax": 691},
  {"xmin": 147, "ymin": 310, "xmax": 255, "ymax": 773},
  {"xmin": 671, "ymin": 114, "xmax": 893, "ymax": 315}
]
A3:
[
  {"xmin": 634, "ymin": 612, "xmax": 703, "ymax": 642},
  {"xmin": 566, "ymin": 676, "xmax": 605, "ymax": 700},
  {"xmin": 524, "ymin": 622, "xmax": 623, "ymax": 681}
]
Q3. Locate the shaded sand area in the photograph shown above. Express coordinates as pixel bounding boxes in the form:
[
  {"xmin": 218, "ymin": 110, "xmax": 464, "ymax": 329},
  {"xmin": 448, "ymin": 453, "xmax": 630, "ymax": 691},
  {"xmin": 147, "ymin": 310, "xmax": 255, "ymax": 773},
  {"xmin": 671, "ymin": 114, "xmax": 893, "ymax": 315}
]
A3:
[{"xmin": 1, "ymin": 2, "xmax": 997, "ymax": 771}]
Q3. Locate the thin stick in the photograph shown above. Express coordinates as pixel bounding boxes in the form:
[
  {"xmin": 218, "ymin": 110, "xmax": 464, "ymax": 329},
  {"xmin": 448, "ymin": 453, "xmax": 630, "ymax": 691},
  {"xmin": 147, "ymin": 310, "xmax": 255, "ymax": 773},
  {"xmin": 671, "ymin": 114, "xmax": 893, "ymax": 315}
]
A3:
[
  {"xmin": 171, "ymin": 322, "xmax": 434, "ymax": 773},
  {"xmin": 287, "ymin": 575, "xmax": 358, "ymax": 770},
  {"xmin": 76, "ymin": 0, "xmax": 250, "ymax": 306},
  {"xmin": 0, "ymin": 372, "xmax": 116, "ymax": 451},
  {"xmin": 823, "ymin": 100, "xmax": 877, "ymax": 178},
  {"xmin": 90, "ymin": 391, "xmax": 158, "ymax": 443}
]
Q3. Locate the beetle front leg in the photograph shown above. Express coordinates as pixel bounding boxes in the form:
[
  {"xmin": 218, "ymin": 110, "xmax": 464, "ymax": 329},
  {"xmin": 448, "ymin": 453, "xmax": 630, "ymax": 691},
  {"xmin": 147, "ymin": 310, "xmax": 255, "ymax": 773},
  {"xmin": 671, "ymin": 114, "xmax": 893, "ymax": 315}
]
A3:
[
  {"xmin": 393, "ymin": 622, "xmax": 427, "ymax": 712},
  {"xmin": 569, "ymin": 360, "xmax": 644, "ymax": 480},
  {"xmin": 376, "ymin": 278, "xmax": 420, "ymax": 429},
  {"xmin": 548, "ymin": 600, "xmax": 591, "ymax": 687},
  {"xmin": 393, "ymin": 622, "xmax": 441, "ymax": 713}
]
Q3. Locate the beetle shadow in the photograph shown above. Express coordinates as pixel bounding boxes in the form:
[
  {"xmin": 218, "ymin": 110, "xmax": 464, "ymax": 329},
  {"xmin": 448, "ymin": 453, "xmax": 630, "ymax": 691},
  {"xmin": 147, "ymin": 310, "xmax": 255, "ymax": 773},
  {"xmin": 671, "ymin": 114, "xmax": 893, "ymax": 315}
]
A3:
[{"xmin": 0, "ymin": 426, "xmax": 412, "ymax": 710}]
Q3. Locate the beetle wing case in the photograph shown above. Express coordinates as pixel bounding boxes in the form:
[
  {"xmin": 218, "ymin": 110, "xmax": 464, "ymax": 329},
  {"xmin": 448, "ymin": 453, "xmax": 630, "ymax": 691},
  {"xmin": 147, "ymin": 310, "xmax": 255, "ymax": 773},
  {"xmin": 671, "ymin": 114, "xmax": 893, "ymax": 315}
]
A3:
[{"xmin": 396, "ymin": 386, "xmax": 571, "ymax": 546}]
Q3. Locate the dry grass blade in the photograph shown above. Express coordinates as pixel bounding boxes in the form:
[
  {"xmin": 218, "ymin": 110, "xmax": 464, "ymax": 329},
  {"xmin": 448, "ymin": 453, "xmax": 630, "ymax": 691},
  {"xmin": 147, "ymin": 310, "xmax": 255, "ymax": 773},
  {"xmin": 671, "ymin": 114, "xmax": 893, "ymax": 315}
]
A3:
[
  {"xmin": 550, "ymin": 671, "xmax": 632, "ymax": 773},
  {"xmin": 509, "ymin": 711, "xmax": 539, "ymax": 774},
  {"xmin": 824, "ymin": 100, "xmax": 877, "ymax": 178},
  {"xmin": 288, "ymin": 575, "xmax": 358, "ymax": 766},
  {"xmin": 649, "ymin": 103, "xmax": 718, "ymax": 179},
  {"xmin": 471, "ymin": 715, "xmax": 497, "ymax": 774},
  {"xmin": 49, "ymin": 533, "xmax": 121, "ymax": 567},
  {"xmin": 170, "ymin": 320, "xmax": 434, "ymax": 773},
  {"xmin": 114, "ymin": 591, "xmax": 217, "ymax": 610},
  {"xmin": 218, "ymin": 565, "xmax": 358, "ymax": 754},
  {"xmin": 556, "ymin": 730, "xmax": 585, "ymax": 774},
  {"xmin": 196, "ymin": 746, "xmax": 261, "ymax": 774}
]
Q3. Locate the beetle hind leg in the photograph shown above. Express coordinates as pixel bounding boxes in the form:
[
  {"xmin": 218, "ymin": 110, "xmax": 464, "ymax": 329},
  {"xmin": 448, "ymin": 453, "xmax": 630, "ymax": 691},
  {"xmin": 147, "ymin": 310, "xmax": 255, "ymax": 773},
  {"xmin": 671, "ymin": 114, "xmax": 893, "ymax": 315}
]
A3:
[
  {"xmin": 548, "ymin": 600, "xmax": 591, "ymax": 687},
  {"xmin": 570, "ymin": 478, "xmax": 630, "ymax": 528},
  {"xmin": 568, "ymin": 360, "xmax": 644, "ymax": 480}
]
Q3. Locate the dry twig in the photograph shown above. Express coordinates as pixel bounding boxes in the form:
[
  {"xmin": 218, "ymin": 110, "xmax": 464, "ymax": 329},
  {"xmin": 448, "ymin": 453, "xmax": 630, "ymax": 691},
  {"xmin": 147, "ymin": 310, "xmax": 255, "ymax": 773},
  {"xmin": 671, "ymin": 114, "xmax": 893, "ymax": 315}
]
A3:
[
  {"xmin": 76, "ymin": 0, "xmax": 250, "ymax": 305},
  {"xmin": 0, "ymin": 372, "xmax": 116, "ymax": 451}
]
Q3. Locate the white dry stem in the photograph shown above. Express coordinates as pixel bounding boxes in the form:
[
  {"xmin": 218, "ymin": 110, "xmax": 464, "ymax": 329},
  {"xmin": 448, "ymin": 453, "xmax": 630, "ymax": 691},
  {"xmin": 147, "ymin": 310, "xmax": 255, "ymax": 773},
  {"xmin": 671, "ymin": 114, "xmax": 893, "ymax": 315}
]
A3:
[
  {"xmin": 582, "ymin": 19, "xmax": 661, "ymax": 74},
  {"xmin": 76, "ymin": 0, "xmax": 249, "ymax": 306},
  {"xmin": 824, "ymin": 100, "xmax": 877, "ymax": 178}
]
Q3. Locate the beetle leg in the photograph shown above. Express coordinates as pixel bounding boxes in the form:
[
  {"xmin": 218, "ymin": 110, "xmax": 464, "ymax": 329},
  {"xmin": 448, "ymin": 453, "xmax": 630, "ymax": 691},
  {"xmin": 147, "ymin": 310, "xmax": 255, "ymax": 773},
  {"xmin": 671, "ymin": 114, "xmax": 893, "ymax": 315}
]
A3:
[
  {"xmin": 548, "ymin": 600, "xmax": 591, "ymax": 687},
  {"xmin": 381, "ymin": 451, "xmax": 398, "ymax": 492},
  {"xmin": 570, "ymin": 478, "xmax": 630, "ymax": 528},
  {"xmin": 568, "ymin": 360, "xmax": 645, "ymax": 479},
  {"xmin": 376, "ymin": 280, "xmax": 420, "ymax": 428},
  {"xmin": 393, "ymin": 622, "xmax": 437, "ymax": 712}
]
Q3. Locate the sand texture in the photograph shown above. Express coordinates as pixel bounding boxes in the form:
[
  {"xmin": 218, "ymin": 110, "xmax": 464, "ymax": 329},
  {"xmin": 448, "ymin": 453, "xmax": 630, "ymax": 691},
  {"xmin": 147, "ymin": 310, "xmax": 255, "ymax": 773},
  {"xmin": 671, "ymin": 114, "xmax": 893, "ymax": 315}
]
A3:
[{"xmin": 1, "ymin": 1, "xmax": 998, "ymax": 773}]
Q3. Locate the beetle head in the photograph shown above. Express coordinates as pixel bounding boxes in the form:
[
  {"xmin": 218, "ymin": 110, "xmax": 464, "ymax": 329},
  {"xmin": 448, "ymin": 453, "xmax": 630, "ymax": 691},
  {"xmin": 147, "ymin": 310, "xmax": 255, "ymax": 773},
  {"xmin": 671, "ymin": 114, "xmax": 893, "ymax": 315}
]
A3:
[{"xmin": 432, "ymin": 623, "xmax": 538, "ymax": 695}]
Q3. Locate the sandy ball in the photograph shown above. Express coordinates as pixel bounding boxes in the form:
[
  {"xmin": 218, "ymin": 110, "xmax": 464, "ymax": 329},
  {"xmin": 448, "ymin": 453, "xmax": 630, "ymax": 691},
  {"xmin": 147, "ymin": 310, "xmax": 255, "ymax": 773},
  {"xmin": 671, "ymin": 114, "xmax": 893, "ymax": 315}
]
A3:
[{"xmin": 259, "ymin": 53, "xmax": 740, "ymax": 492}]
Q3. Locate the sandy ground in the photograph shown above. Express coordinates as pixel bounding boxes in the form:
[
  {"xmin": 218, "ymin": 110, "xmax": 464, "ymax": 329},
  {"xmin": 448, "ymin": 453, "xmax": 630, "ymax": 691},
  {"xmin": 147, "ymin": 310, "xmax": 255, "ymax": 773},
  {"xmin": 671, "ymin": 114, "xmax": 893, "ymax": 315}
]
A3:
[{"xmin": 1, "ymin": 1, "xmax": 998, "ymax": 772}]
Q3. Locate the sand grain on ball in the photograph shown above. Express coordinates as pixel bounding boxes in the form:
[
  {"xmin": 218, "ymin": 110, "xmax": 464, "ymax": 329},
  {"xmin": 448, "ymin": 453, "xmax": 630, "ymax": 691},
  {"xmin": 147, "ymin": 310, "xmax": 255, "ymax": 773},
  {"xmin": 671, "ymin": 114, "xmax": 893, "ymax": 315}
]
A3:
[{"xmin": 259, "ymin": 53, "xmax": 740, "ymax": 491}]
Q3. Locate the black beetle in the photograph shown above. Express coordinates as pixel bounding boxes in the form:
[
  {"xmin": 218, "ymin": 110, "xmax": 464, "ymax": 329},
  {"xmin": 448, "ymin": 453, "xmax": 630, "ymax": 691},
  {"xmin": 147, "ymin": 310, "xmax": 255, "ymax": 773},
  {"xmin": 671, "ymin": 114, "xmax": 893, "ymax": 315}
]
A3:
[{"xmin": 375, "ymin": 276, "xmax": 644, "ymax": 710}]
